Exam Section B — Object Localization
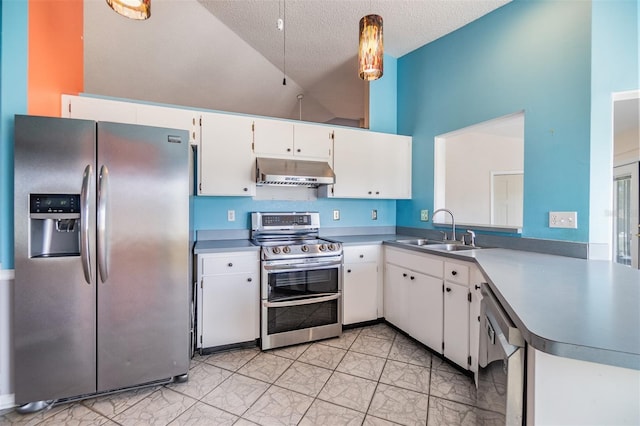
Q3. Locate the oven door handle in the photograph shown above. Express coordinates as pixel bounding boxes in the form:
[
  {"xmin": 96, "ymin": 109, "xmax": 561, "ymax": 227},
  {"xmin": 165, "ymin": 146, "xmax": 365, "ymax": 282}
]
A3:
[
  {"xmin": 263, "ymin": 293, "xmax": 340, "ymax": 308},
  {"xmin": 263, "ymin": 260, "xmax": 343, "ymax": 272}
]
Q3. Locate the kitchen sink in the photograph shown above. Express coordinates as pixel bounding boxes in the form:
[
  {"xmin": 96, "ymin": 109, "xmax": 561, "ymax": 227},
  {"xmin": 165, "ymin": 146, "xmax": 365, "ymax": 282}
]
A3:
[
  {"xmin": 423, "ymin": 243, "xmax": 477, "ymax": 252},
  {"xmin": 393, "ymin": 239, "xmax": 438, "ymax": 246},
  {"xmin": 394, "ymin": 239, "xmax": 479, "ymax": 251}
]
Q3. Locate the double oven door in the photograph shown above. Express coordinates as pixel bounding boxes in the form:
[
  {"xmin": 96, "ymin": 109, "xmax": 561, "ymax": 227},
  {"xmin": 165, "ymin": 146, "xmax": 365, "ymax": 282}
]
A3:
[{"xmin": 261, "ymin": 256, "xmax": 342, "ymax": 350}]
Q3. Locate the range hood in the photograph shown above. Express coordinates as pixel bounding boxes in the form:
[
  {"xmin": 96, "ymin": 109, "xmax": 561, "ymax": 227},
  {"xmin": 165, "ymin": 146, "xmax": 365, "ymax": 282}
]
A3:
[{"xmin": 256, "ymin": 157, "xmax": 335, "ymax": 187}]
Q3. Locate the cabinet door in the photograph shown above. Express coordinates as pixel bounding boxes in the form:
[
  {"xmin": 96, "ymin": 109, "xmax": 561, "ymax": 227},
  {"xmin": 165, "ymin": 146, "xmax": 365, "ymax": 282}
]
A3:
[
  {"xmin": 199, "ymin": 112, "xmax": 256, "ymax": 196},
  {"xmin": 468, "ymin": 268, "xmax": 484, "ymax": 376},
  {"xmin": 136, "ymin": 104, "xmax": 198, "ymax": 144},
  {"xmin": 374, "ymin": 134, "xmax": 411, "ymax": 199},
  {"xmin": 331, "ymin": 127, "xmax": 371, "ymax": 198},
  {"xmin": 293, "ymin": 123, "xmax": 332, "ymax": 161},
  {"xmin": 408, "ymin": 272, "xmax": 443, "ymax": 351},
  {"xmin": 253, "ymin": 118, "xmax": 294, "ymax": 158},
  {"xmin": 201, "ymin": 273, "xmax": 259, "ymax": 348},
  {"xmin": 343, "ymin": 262, "xmax": 378, "ymax": 324},
  {"xmin": 444, "ymin": 281, "xmax": 470, "ymax": 368},
  {"xmin": 63, "ymin": 95, "xmax": 137, "ymax": 124},
  {"xmin": 383, "ymin": 263, "xmax": 409, "ymax": 329}
]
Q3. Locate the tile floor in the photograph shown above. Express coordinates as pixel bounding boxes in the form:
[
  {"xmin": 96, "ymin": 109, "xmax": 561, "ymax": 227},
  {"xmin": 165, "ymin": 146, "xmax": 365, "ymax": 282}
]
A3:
[{"xmin": 0, "ymin": 323, "xmax": 504, "ymax": 425}]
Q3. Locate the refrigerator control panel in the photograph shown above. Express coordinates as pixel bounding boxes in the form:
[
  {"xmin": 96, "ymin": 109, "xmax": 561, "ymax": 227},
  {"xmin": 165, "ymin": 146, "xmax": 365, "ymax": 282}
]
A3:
[{"xmin": 30, "ymin": 194, "xmax": 80, "ymax": 214}]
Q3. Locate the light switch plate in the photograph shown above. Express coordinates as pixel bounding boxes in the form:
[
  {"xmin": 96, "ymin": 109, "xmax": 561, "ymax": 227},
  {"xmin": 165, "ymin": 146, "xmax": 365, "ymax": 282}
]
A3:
[
  {"xmin": 549, "ymin": 211, "xmax": 577, "ymax": 229},
  {"xmin": 227, "ymin": 210, "xmax": 235, "ymax": 222},
  {"xmin": 372, "ymin": 209, "xmax": 378, "ymax": 220},
  {"xmin": 420, "ymin": 210, "xmax": 429, "ymax": 222},
  {"xmin": 333, "ymin": 210, "xmax": 340, "ymax": 220}
]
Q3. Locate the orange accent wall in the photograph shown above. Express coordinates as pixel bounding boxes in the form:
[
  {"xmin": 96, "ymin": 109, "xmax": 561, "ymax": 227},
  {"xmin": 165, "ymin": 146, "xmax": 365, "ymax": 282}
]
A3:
[{"xmin": 28, "ymin": 0, "xmax": 84, "ymax": 117}]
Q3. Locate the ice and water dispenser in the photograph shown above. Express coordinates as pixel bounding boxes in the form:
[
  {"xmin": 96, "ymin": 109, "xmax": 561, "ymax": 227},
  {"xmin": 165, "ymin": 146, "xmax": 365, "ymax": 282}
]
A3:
[{"xmin": 29, "ymin": 194, "xmax": 81, "ymax": 258}]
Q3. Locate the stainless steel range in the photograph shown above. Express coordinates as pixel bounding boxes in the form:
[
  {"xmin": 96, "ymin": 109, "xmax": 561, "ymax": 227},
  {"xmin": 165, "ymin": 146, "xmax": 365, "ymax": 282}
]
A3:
[{"xmin": 251, "ymin": 212, "xmax": 343, "ymax": 350}]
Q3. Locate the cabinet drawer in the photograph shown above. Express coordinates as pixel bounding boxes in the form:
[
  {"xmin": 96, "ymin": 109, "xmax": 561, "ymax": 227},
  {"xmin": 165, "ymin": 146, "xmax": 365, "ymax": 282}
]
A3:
[
  {"xmin": 385, "ymin": 247, "xmax": 443, "ymax": 277},
  {"xmin": 344, "ymin": 245, "xmax": 380, "ymax": 263},
  {"xmin": 200, "ymin": 252, "xmax": 259, "ymax": 275},
  {"xmin": 444, "ymin": 261, "xmax": 470, "ymax": 285}
]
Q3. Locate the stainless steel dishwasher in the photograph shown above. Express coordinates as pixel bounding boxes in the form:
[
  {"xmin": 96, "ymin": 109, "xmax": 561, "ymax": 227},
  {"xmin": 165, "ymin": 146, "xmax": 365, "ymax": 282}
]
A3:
[{"xmin": 478, "ymin": 283, "xmax": 525, "ymax": 425}]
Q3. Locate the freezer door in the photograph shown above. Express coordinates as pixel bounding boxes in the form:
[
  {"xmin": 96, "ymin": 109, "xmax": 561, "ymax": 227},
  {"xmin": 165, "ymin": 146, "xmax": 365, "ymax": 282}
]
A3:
[
  {"xmin": 13, "ymin": 115, "xmax": 97, "ymax": 404},
  {"xmin": 96, "ymin": 122, "xmax": 190, "ymax": 392}
]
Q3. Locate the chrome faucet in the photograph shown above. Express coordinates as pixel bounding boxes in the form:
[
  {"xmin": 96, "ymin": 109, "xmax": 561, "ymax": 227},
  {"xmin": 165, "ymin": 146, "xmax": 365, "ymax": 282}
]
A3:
[
  {"xmin": 432, "ymin": 208, "xmax": 456, "ymax": 242},
  {"xmin": 466, "ymin": 229, "xmax": 476, "ymax": 247}
]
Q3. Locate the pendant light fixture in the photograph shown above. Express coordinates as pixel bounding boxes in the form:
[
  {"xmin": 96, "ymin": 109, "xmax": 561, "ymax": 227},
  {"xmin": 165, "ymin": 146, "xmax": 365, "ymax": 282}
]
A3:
[
  {"xmin": 358, "ymin": 13, "xmax": 383, "ymax": 80},
  {"xmin": 106, "ymin": 0, "xmax": 150, "ymax": 20}
]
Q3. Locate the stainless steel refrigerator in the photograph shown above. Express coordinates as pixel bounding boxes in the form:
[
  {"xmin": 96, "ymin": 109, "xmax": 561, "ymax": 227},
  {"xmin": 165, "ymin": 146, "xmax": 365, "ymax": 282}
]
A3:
[{"xmin": 13, "ymin": 115, "xmax": 191, "ymax": 410}]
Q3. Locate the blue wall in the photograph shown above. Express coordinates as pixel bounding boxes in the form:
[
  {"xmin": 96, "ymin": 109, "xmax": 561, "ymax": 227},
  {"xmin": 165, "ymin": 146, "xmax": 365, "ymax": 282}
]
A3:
[
  {"xmin": 0, "ymin": 0, "xmax": 29, "ymax": 269},
  {"xmin": 369, "ymin": 54, "xmax": 398, "ymax": 134},
  {"xmin": 396, "ymin": 0, "xmax": 593, "ymax": 242},
  {"xmin": 194, "ymin": 196, "xmax": 396, "ymax": 231}
]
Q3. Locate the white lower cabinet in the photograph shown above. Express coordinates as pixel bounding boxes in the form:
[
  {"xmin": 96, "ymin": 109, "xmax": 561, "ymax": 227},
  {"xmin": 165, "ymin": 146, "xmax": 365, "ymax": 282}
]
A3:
[
  {"xmin": 196, "ymin": 251, "xmax": 260, "ymax": 349},
  {"xmin": 343, "ymin": 245, "xmax": 380, "ymax": 325},
  {"xmin": 443, "ymin": 280, "xmax": 470, "ymax": 368},
  {"xmin": 383, "ymin": 246, "xmax": 482, "ymax": 371}
]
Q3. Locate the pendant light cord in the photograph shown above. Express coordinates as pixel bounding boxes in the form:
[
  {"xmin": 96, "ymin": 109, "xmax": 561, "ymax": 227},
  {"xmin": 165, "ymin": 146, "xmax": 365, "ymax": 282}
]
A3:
[{"xmin": 282, "ymin": 0, "xmax": 287, "ymax": 85}]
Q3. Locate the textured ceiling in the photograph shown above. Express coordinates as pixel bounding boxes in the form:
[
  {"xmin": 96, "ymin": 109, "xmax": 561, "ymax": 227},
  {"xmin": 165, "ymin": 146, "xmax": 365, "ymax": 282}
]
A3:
[{"xmin": 84, "ymin": 0, "xmax": 511, "ymax": 125}]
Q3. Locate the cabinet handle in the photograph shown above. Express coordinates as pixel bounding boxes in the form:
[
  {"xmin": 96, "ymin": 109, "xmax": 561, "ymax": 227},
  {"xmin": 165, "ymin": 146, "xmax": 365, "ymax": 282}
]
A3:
[
  {"xmin": 228, "ymin": 263, "xmax": 233, "ymax": 267},
  {"xmin": 347, "ymin": 269, "xmax": 352, "ymax": 273},
  {"xmin": 410, "ymin": 276, "xmax": 415, "ymax": 280},
  {"xmin": 402, "ymin": 273, "xmax": 407, "ymax": 277},
  {"xmin": 247, "ymin": 277, "xmax": 252, "ymax": 282},
  {"xmin": 446, "ymin": 287, "xmax": 452, "ymax": 292},
  {"xmin": 451, "ymin": 270, "xmax": 458, "ymax": 276},
  {"xmin": 359, "ymin": 254, "xmax": 364, "ymax": 258}
]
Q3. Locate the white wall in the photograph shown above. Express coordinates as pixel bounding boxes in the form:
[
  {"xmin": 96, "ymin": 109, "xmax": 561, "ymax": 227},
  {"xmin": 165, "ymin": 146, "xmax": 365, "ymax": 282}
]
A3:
[{"xmin": 440, "ymin": 131, "xmax": 524, "ymax": 225}]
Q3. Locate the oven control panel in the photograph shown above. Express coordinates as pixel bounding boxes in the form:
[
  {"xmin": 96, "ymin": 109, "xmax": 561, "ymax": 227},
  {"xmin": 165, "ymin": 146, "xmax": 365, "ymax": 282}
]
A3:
[{"xmin": 251, "ymin": 212, "xmax": 320, "ymax": 232}]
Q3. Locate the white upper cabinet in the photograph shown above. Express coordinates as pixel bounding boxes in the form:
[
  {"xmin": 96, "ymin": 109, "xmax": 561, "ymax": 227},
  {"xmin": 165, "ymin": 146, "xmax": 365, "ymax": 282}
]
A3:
[
  {"xmin": 327, "ymin": 127, "xmax": 411, "ymax": 199},
  {"xmin": 62, "ymin": 95, "xmax": 137, "ymax": 124},
  {"xmin": 62, "ymin": 95, "xmax": 198, "ymax": 144},
  {"xmin": 199, "ymin": 112, "xmax": 256, "ymax": 196},
  {"xmin": 253, "ymin": 118, "xmax": 332, "ymax": 162},
  {"xmin": 136, "ymin": 104, "xmax": 198, "ymax": 144},
  {"xmin": 292, "ymin": 122, "xmax": 333, "ymax": 161}
]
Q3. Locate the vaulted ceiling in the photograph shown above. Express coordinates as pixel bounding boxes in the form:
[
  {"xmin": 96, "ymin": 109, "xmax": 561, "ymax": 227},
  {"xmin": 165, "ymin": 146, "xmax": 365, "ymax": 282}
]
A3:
[{"xmin": 84, "ymin": 0, "xmax": 510, "ymax": 126}]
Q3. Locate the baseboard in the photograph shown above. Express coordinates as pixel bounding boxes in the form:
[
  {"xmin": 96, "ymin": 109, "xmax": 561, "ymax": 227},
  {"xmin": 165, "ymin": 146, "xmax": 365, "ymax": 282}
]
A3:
[{"xmin": 0, "ymin": 393, "xmax": 15, "ymax": 411}]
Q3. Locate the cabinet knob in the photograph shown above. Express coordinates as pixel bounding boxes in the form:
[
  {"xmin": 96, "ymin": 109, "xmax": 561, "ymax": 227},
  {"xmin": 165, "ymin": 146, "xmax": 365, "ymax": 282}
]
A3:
[
  {"xmin": 475, "ymin": 284, "xmax": 481, "ymax": 290},
  {"xmin": 446, "ymin": 287, "xmax": 452, "ymax": 292},
  {"xmin": 243, "ymin": 187, "xmax": 248, "ymax": 192},
  {"xmin": 410, "ymin": 276, "xmax": 415, "ymax": 280},
  {"xmin": 359, "ymin": 254, "xmax": 364, "ymax": 258},
  {"xmin": 297, "ymin": 148, "xmax": 301, "ymax": 153},
  {"xmin": 368, "ymin": 191, "xmax": 372, "ymax": 195},
  {"xmin": 287, "ymin": 148, "xmax": 291, "ymax": 152},
  {"xmin": 375, "ymin": 191, "xmax": 380, "ymax": 195},
  {"xmin": 228, "ymin": 263, "xmax": 233, "ymax": 267},
  {"xmin": 247, "ymin": 277, "xmax": 252, "ymax": 282},
  {"xmin": 402, "ymin": 273, "xmax": 407, "ymax": 277},
  {"xmin": 347, "ymin": 269, "xmax": 352, "ymax": 273},
  {"xmin": 451, "ymin": 270, "xmax": 458, "ymax": 276}
]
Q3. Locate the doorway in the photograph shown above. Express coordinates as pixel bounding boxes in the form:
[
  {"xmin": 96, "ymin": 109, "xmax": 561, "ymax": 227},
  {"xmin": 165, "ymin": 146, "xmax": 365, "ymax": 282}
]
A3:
[{"xmin": 612, "ymin": 92, "xmax": 640, "ymax": 269}]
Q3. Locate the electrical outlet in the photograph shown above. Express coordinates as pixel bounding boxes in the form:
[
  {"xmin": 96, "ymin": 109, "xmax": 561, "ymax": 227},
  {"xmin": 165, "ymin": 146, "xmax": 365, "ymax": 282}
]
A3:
[
  {"xmin": 227, "ymin": 210, "xmax": 235, "ymax": 222},
  {"xmin": 372, "ymin": 209, "xmax": 378, "ymax": 220},
  {"xmin": 549, "ymin": 211, "xmax": 577, "ymax": 229},
  {"xmin": 333, "ymin": 210, "xmax": 340, "ymax": 220},
  {"xmin": 420, "ymin": 209, "xmax": 429, "ymax": 222}
]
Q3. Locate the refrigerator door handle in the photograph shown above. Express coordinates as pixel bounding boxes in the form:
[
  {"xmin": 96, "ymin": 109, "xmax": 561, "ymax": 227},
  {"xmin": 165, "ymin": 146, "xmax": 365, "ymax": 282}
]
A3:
[
  {"xmin": 97, "ymin": 165, "xmax": 109, "ymax": 283},
  {"xmin": 80, "ymin": 165, "xmax": 93, "ymax": 285}
]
